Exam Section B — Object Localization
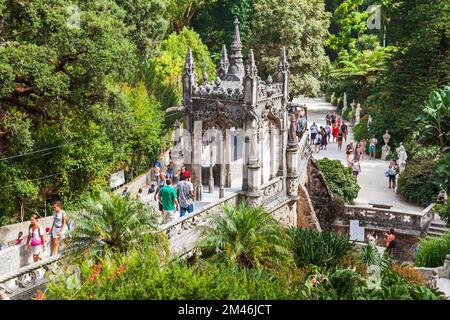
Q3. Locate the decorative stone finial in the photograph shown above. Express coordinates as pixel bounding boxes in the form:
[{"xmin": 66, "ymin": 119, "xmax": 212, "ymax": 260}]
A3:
[
  {"xmin": 202, "ymin": 59, "xmax": 208, "ymax": 82},
  {"xmin": 217, "ymin": 44, "xmax": 229, "ymax": 80},
  {"xmin": 245, "ymin": 49, "xmax": 257, "ymax": 78},
  {"xmin": 277, "ymin": 47, "xmax": 289, "ymax": 72},
  {"xmin": 224, "ymin": 17, "xmax": 245, "ymax": 82},
  {"xmin": 184, "ymin": 47, "xmax": 195, "ymax": 73}
]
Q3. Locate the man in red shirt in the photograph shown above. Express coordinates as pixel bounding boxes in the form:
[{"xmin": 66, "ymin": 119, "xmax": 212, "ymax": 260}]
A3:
[{"xmin": 178, "ymin": 166, "xmax": 190, "ymax": 179}]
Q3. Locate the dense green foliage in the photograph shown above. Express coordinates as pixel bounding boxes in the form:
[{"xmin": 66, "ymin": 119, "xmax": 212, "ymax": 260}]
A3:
[
  {"xmin": 397, "ymin": 157, "xmax": 442, "ymax": 206},
  {"xmin": 416, "ymin": 86, "xmax": 450, "ymax": 149},
  {"xmin": 46, "ymin": 203, "xmax": 444, "ymax": 300},
  {"xmin": 68, "ymin": 192, "xmax": 167, "ymax": 257},
  {"xmin": 316, "ymin": 158, "xmax": 360, "ymax": 204},
  {"xmin": 290, "ymin": 228, "xmax": 354, "ymax": 268},
  {"xmin": 414, "ymin": 232, "xmax": 450, "ymax": 268},
  {"xmin": 196, "ymin": 203, "xmax": 294, "ymax": 272}
]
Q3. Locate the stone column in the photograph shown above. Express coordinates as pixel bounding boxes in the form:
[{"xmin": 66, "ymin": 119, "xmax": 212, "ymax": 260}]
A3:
[
  {"xmin": 260, "ymin": 128, "xmax": 265, "ymax": 185},
  {"xmin": 286, "ymin": 116, "xmax": 299, "ymax": 200},
  {"xmin": 192, "ymin": 120, "xmax": 203, "ymax": 200},
  {"xmin": 219, "ymin": 131, "xmax": 225, "ymax": 198},
  {"xmin": 224, "ymin": 129, "xmax": 232, "ymax": 188},
  {"xmin": 269, "ymin": 123, "xmax": 275, "ymax": 180},
  {"xmin": 246, "ymin": 120, "xmax": 262, "ymax": 204},
  {"xmin": 171, "ymin": 120, "xmax": 184, "ymax": 181},
  {"xmin": 208, "ymin": 141, "xmax": 214, "ymax": 193}
]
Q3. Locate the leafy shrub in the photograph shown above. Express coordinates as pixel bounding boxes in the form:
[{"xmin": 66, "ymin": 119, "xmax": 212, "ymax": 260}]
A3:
[
  {"xmin": 359, "ymin": 245, "xmax": 390, "ymax": 271},
  {"xmin": 408, "ymin": 145, "xmax": 441, "ymax": 161},
  {"xmin": 317, "ymin": 158, "xmax": 360, "ymax": 204},
  {"xmin": 397, "ymin": 158, "xmax": 441, "ymax": 206},
  {"xmin": 353, "ymin": 120, "xmax": 369, "ymax": 143},
  {"xmin": 290, "ymin": 228, "xmax": 354, "ymax": 268},
  {"xmin": 432, "ymin": 200, "xmax": 450, "ymax": 226},
  {"xmin": 196, "ymin": 203, "xmax": 294, "ymax": 273},
  {"xmin": 390, "ymin": 263, "xmax": 426, "ymax": 285},
  {"xmin": 385, "ymin": 150, "xmax": 398, "ymax": 161},
  {"xmin": 414, "ymin": 232, "xmax": 450, "ymax": 267},
  {"xmin": 46, "ymin": 246, "xmax": 309, "ymax": 300}
]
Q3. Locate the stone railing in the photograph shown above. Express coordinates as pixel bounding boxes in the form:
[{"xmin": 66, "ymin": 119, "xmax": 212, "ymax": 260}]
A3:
[
  {"xmin": 164, "ymin": 192, "xmax": 240, "ymax": 258},
  {"xmin": 338, "ymin": 205, "xmax": 434, "ymax": 236}
]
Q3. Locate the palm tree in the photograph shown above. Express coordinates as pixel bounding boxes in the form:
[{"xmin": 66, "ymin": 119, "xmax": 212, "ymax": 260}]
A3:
[
  {"xmin": 68, "ymin": 191, "xmax": 168, "ymax": 257},
  {"xmin": 196, "ymin": 202, "xmax": 294, "ymax": 272}
]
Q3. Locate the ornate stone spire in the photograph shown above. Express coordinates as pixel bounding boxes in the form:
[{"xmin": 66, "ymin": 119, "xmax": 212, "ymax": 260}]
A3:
[
  {"xmin": 217, "ymin": 44, "xmax": 229, "ymax": 80},
  {"xmin": 202, "ymin": 59, "xmax": 208, "ymax": 82},
  {"xmin": 183, "ymin": 47, "xmax": 197, "ymax": 103},
  {"xmin": 277, "ymin": 47, "xmax": 289, "ymax": 73},
  {"xmin": 245, "ymin": 49, "xmax": 257, "ymax": 78},
  {"xmin": 184, "ymin": 47, "xmax": 196, "ymax": 75},
  {"xmin": 224, "ymin": 17, "xmax": 245, "ymax": 82}
]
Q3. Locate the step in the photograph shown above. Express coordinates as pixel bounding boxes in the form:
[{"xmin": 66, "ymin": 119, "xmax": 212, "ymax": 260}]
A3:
[
  {"xmin": 427, "ymin": 230, "xmax": 446, "ymax": 237},
  {"xmin": 430, "ymin": 220, "xmax": 447, "ymax": 227},
  {"xmin": 429, "ymin": 226, "xmax": 449, "ymax": 233}
]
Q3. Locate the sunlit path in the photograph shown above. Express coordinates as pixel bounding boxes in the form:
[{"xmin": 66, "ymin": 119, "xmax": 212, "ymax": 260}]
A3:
[{"xmin": 295, "ymin": 96, "xmax": 425, "ymax": 212}]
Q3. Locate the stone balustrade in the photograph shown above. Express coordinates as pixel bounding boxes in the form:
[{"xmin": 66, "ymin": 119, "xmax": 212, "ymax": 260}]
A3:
[{"xmin": 337, "ymin": 204, "xmax": 434, "ymax": 236}]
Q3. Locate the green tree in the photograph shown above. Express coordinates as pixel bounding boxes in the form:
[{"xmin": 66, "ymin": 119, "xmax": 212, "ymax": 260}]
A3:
[
  {"xmin": 144, "ymin": 27, "xmax": 215, "ymax": 124},
  {"xmin": 196, "ymin": 203, "xmax": 294, "ymax": 272},
  {"xmin": 250, "ymin": 0, "xmax": 331, "ymax": 97},
  {"xmin": 69, "ymin": 191, "xmax": 167, "ymax": 257}
]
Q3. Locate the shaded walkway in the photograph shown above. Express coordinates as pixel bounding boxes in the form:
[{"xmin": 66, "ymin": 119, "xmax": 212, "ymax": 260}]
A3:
[{"xmin": 295, "ymin": 96, "xmax": 425, "ymax": 213}]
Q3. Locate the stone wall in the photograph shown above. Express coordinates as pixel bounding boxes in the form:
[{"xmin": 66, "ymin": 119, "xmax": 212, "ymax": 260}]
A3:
[
  {"xmin": 296, "ymin": 184, "xmax": 321, "ymax": 230},
  {"xmin": 306, "ymin": 159, "xmax": 344, "ymax": 231},
  {"xmin": 0, "ymin": 216, "xmax": 53, "ymax": 248}
]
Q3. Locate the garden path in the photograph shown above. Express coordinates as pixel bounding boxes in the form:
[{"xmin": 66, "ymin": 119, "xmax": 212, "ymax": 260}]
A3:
[{"xmin": 295, "ymin": 96, "xmax": 425, "ymax": 213}]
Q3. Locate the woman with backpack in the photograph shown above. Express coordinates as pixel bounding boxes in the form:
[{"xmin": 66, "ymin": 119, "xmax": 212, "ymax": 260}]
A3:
[
  {"xmin": 26, "ymin": 214, "xmax": 46, "ymax": 262},
  {"xmin": 386, "ymin": 160, "xmax": 399, "ymax": 189}
]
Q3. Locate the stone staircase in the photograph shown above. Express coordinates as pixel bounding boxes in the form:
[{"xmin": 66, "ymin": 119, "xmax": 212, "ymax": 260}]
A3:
[{"xmin": 427, "ymin": 219, "xmax": 449, "ymax": 237}]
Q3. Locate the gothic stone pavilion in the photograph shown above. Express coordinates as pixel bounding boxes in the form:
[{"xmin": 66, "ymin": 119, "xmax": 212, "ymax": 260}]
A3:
[{"xmin": 177, "ymin": 18, "xmax": 299, "ymax": 205}]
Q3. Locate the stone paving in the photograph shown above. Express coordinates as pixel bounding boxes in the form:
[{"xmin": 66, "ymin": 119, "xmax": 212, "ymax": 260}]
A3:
[{"xmin": 295, "ymin": 96, "xmax": 425, "ymax": 213}]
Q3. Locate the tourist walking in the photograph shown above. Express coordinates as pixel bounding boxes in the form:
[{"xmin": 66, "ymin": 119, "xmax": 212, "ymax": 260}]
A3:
[
  {"xmin": 321, "ymin": 127, "xmax": 328, "ymax": 150},
  {"xmin": 314, "ymin": 133, "xmax": 322, "ymax": 153},
  {"xmin": 346, "ymin": 142, "xmax": 354, "ymax": 166},
  {"xmin": 341, "ymin": 121, "xmax": 348, "ymax": 142},
  {"xmin": 352, "ymin": 159, "xmax": 361, "ymax": 181},
  {"xmin": 386, "ymin": 160, "xmax": 398, "ymax": 189},
  {"xmin": 310, "ymin": 122, "xmax": 318, "ymax": 145},
  {"xmin": 50, "ymin": 201, "xmax": 67, "ymax": 256},
  {"xmin": 325, "ymin": 112, "xmax": 331, "ymax": 124},
  {"xmin": 158, "ymin": 178, "xmax": 179, "ymax": 224},
  {"xmin": 15, "ymin": 232, "xmax": 23, "ymax": 245},
  {"xmin": 331, "ymin": 112, "xmax": 337, "ymax": 126},
  {"xmin": 136, "ymin": 188, "xmax": 143, "ymax": 200},
  {"xmin": 26, "ymin": 214, "xmax": 46, "ymax": 262},
  {"xmin": 337, "ymin": 130, "xmax": 344, "ymax": 151},
  {"xmin": 332, "ymin": 123, "xmax": 339, "ymax": 143},
  {"xmin": 384, "ymin": 228, "xmax": 396, "ymax": 255},
  {"xmin": 325, "ymin": 123, "xmax": 331, "ymax": 143},
  {"xmin": 367, "ymin": 232, "xmax": 378, "ymax": 247},
  {"xmin": 369, "ymin": 135, "xmax": 377, "ymax": 159},
  {"xmin": 177, "ymin": 175, "xmax": 195, "ymax": 217},
  {"xmin": 154, "ymin": 172, "xmax": 167, "ymax": 215},
  {"xmin": 359, "ymin": 138, "xmax": 367, "ymax": 160},
  {"xmin": 336, "ymin": 116, "xmax": 341, "ymax": 128},
  {"xmin": 166, "ymin": 161, "xmax": 174, "ymax": 179},
  {"xmin": 121, "ymin": 187, "xmax": 129, "ymax": 197},
  {"xmin": 354, "ymin": 143, "xmax": 362, "ymax": 161}
]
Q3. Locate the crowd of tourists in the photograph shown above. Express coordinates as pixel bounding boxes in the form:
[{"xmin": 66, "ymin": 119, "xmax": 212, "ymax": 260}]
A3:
[{"xmin": 122, "ymin": 160, "xmax": 195, "ymax": 226}]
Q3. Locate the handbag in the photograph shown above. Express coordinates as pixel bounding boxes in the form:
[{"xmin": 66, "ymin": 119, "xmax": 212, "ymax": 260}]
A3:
[
  {"xmin": 30, "ymin": 226, "xmax": 43, "ymax": 246},
  {"xmin": 385, "ymin": 171, "xmax": 389, "ymax": 177}
]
